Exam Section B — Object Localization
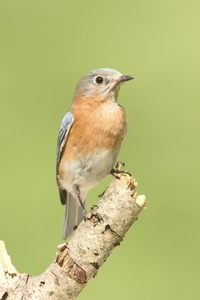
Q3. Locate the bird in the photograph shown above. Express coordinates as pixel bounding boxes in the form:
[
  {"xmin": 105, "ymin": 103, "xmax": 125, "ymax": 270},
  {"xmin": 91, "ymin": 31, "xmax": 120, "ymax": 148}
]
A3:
[{"xmin": 56, "ymin": 68, "xmax": 134, "ymax": 239}]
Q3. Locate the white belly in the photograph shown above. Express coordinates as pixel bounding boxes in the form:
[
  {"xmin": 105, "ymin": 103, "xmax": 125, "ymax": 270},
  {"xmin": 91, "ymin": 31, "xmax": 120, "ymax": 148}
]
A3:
[{"xmin": 59, "ymin": 148, "xmax": 118, "ymax": 196}]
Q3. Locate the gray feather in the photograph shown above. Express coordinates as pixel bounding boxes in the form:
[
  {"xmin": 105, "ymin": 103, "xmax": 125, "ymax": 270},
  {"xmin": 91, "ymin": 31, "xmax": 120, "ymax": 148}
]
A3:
[{"xmin": 62, "ymin": 193, "xmax": 87, "ymax": 240}]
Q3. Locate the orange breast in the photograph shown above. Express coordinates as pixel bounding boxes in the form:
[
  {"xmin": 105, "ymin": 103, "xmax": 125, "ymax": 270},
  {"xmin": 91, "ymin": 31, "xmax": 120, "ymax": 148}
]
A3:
[{"xmin": 59, "ymin": 98, "xmax": 126, "ymax": 178}]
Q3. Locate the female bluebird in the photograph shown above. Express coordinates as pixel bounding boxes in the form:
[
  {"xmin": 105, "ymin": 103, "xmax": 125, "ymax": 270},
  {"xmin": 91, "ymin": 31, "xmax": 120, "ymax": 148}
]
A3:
[{"xmin": 56, "ymin": 68, "xmax": 133, "ymax": 239}]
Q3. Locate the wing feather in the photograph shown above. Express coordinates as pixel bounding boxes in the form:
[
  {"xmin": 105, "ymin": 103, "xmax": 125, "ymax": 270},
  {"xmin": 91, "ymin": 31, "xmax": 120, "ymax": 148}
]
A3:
[{"xmin": 56, "ymin": 111, "xmax": 74, "ymax": 204}]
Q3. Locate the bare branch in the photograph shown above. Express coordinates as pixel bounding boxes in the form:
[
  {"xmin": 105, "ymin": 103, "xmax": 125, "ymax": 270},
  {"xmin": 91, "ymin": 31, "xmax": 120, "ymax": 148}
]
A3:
[{"xmin": 0, "ymin": 174, "xmax": 146, "ymax": 300}]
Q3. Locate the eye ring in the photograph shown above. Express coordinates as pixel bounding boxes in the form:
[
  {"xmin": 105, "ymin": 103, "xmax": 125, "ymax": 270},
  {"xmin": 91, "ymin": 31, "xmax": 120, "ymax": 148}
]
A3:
[{"xmin": 95, "ymin": 76, "xmax": 104, "ymax": 84}]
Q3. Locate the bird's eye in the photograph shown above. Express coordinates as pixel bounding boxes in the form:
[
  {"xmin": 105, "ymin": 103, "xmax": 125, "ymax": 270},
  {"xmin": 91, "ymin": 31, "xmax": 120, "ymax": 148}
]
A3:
[{"xmin": 95, "ymin": 76, "xmax": 104, "ymax": 84}]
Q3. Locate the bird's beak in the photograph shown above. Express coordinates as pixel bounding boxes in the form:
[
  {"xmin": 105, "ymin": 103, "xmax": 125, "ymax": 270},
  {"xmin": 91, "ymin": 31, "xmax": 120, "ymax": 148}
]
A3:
[{"xmin": 117, "ymin": 75, "xmax": 134, "ymax": 83}]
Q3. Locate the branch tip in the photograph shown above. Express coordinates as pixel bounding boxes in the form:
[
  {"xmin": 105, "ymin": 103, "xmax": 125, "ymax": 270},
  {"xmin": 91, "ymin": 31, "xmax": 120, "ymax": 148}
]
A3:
[{"xmin": 136, "ymin": 195, "xmax": 146, "ymax": 208}]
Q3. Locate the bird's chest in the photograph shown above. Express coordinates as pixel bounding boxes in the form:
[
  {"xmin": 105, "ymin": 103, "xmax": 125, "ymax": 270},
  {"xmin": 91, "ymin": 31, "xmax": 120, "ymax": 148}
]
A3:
[{"xmin": 70, "ymin": 102, "xmax": 126, "ymax": 155}]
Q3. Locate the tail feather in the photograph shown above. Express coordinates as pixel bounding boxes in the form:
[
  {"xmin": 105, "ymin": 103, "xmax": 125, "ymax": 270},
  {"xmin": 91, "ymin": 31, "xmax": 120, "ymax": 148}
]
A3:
[{"xmin": 62, "ymin": 193, "xmax": 87, "ymax": 240}]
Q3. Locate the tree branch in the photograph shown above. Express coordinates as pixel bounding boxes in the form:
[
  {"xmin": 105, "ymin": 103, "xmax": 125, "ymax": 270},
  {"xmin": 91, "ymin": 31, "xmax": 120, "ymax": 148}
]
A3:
[{"xmin": 0, "ymin": 173, "xmax": 146, "ymax": 300}]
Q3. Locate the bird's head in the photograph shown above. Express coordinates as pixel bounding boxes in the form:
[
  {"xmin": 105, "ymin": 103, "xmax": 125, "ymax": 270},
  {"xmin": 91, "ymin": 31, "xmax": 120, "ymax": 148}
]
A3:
[{"xmin": 73, "ymin": 68, "xmax": 134, "ymax": 102}]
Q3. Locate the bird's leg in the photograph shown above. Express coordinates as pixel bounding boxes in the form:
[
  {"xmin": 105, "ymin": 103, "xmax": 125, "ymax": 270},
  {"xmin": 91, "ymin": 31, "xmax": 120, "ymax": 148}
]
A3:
[
  {"xmin": 110, "ymin": 161, "xmax": 132, "ymax": 179},
  {"xmin": 74, "ymin": 185, "xmax": 87, "ymax": 220}
]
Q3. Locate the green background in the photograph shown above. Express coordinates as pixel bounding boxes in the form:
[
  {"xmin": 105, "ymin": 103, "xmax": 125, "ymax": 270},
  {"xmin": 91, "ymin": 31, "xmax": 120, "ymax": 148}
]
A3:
[{"xmin": 0, "ymin": 0, "xmax": 200, "ymax": 299}]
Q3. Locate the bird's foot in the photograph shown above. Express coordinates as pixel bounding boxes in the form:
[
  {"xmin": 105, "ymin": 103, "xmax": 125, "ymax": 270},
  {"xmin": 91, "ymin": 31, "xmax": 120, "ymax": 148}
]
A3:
[{"xmin": 110, "ymin": 161, "xmax": 132, "ymax": 179}]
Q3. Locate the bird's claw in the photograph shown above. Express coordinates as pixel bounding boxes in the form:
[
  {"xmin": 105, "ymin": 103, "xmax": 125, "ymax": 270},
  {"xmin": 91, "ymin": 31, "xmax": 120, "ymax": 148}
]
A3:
[{"xmin": 110, "ymin": 161, "xmax": 132, "ymax": 179}]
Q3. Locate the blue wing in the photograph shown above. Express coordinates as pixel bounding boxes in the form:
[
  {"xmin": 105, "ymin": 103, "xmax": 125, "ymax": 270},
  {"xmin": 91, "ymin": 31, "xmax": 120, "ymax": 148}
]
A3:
[
  {"xmin": 56, "ymin": 111, "xmax": 74, "ymax": 170},
  {"xmin": 56, "ymin": 111, "xmax": 74, "ymax": 203}
]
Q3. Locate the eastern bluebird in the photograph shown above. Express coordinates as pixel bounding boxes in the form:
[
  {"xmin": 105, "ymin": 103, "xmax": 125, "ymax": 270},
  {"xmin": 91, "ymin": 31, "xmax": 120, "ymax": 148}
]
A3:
[{"xmin": 56, "ymin": 68, "xmax": 133, "ymax": 239}]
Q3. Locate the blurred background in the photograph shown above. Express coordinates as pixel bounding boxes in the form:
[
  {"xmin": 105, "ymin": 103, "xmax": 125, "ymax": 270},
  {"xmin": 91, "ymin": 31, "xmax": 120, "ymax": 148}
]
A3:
[{"xmin": 0, "ymin": 0, "xmax": 200, "ymax": 299}]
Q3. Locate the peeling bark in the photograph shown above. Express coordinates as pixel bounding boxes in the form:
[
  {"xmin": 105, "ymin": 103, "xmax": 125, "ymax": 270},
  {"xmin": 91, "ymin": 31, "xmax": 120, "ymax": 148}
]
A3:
[{"xmin": 0, "ymin": 174, "xmax": 146, "ymax": 300}]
